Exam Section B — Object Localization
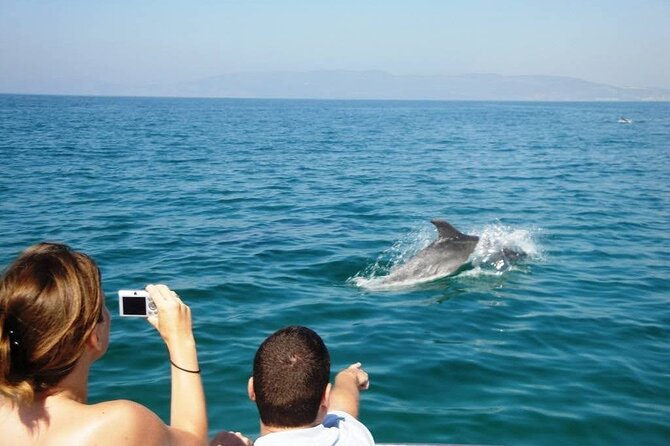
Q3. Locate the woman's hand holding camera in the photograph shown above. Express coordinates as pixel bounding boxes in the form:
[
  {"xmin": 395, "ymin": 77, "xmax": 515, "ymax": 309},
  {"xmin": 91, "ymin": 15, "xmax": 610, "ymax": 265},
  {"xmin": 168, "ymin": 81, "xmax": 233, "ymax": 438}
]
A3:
[
  {"xmin": 145, "ymin": 284, "xmax": 200, "ymax": 375},
  {"xmin": 145, "ymin": 284, "xmax": 194, "ymax": 346}
]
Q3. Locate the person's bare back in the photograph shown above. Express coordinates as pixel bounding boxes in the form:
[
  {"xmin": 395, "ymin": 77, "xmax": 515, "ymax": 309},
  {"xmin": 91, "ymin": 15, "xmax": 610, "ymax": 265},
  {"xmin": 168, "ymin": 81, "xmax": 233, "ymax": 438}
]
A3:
[{"xmin": 0, "ymin": 395, "xmax": 183, "ymax": 446}]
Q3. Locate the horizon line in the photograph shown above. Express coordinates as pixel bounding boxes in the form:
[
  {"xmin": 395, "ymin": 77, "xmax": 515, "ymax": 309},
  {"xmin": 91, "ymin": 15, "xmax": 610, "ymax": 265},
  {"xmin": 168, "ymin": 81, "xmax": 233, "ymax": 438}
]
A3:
[{"xmin": 2, "ymin": 91, "xmax": 669, "ymax": 103}]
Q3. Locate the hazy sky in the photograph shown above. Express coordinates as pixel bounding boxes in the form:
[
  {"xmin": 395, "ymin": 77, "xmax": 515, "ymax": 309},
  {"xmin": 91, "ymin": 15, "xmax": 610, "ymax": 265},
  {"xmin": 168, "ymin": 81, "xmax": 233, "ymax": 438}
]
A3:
[{"xmin": 1, "ymin": 0, "xmax": 669, "ymax": 92}]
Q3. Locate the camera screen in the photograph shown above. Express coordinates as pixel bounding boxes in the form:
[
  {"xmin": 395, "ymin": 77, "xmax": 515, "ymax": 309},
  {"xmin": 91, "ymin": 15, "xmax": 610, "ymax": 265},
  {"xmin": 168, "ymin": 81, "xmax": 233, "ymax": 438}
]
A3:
[{"xmin": 122, "ymin": 296, "xmax": 147, "ymax": 315}]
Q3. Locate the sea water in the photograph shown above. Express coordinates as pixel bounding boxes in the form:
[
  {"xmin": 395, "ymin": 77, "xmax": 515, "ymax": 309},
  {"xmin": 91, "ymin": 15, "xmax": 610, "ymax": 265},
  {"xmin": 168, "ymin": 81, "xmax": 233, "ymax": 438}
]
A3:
[{"xmin": 0, "ymin": 95, "xmax": 668, "ymax": 445}]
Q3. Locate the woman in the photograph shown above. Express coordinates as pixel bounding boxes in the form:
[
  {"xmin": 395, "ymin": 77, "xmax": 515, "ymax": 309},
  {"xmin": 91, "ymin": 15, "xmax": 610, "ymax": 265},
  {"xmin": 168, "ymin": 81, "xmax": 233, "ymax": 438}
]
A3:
[{"xmin": 0, "ymin": 243, "xmax": 207, "ymax": 446}]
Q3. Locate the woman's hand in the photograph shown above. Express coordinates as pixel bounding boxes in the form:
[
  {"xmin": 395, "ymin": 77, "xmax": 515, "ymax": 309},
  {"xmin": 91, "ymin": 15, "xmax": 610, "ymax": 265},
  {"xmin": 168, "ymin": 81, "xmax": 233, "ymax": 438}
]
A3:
[{"xmin": 145, "ymin": 284, "xmax": 194, "ymax": 348}]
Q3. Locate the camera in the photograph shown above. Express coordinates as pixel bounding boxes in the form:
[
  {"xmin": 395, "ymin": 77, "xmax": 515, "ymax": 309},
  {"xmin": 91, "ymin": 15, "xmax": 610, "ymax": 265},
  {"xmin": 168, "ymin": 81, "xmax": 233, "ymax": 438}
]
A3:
[{"xmin": 118, "ymin": 289, "xmax": 157, "ymax": 317}]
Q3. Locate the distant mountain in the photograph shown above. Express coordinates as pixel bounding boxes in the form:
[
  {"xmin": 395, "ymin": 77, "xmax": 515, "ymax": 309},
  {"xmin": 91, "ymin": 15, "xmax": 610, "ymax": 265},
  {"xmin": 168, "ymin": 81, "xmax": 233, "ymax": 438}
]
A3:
[
  {"xmin": 157, "ymin": 71, "xmax": 670, "ymax": 101},
  {"xmin": 3, "ymin": 71, "xmax": 670, "ymax": 100}
]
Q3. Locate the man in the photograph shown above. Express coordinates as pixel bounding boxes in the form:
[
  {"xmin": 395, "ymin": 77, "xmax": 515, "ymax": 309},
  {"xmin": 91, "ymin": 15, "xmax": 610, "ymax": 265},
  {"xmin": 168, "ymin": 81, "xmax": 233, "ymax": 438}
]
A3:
[{"xmin": 212, "ymin": 325, "xmax": 374, "ymax": 446}]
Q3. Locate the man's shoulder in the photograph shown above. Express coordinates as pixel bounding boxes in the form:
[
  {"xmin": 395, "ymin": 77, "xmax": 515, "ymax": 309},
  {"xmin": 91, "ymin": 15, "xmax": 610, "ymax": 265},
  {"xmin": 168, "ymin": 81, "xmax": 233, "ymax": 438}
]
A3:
[
  {"xmin": 255, "ymin": 413, "xmax": 375, "ymax": 446},
  {"xmin": 324, "ymin": 411, "xmax": 375, "ymax": 445},
  {"xmin": 323, "ymin": 410, "xmax": 365, "ymax": 427},
  {"xmin": 255, "ymin": 416, "xmax": 375, "ymax": 446}
]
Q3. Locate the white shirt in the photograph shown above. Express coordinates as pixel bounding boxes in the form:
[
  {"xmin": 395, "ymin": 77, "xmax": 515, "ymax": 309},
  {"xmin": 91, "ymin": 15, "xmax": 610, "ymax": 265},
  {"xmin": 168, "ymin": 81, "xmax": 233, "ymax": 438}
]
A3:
[{"xmin": 254, "ymin": 411, "xmax": 375, "ymax": 446}]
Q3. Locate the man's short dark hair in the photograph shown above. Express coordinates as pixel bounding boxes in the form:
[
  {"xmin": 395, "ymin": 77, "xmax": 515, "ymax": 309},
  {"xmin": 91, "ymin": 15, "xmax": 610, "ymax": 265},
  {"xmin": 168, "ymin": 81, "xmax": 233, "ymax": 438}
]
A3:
[{"xmin": 252, "ymin": 326, "xmax": 331, "ymax": 428}]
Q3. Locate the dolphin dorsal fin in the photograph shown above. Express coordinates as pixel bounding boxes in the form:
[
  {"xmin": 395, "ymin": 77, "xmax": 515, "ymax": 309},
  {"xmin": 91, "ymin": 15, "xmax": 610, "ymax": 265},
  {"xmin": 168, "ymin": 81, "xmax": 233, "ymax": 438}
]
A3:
[{"xmin": 431, "ymin": 220, "xmax": 478, "ymax": 241}]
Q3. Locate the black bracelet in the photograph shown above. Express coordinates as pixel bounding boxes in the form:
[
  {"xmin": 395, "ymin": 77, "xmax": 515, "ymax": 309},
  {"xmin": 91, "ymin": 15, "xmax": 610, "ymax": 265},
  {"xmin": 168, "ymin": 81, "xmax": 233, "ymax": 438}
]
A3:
[{"xmin": 169, "ymin": 358, "xmax": 201, "ymax": 374}]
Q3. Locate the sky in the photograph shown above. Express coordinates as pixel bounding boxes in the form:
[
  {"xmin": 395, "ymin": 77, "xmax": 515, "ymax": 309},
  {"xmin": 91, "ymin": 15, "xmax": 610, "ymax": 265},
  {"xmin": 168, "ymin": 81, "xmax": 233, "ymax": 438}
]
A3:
[{"xmin": 1, "ymin": 0, "xmax": 669, "ymax": 94}]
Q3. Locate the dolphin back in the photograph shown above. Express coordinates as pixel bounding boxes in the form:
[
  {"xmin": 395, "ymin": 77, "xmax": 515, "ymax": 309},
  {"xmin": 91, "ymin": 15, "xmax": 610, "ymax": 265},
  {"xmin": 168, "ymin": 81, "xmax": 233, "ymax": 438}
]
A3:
[
  {"xmin": 377, "ymin": 220, "xmax": 481, "ymax": 286},
  {"xmin": 431, "ymin": 219, "xmax": 479, "ymax": 242}
]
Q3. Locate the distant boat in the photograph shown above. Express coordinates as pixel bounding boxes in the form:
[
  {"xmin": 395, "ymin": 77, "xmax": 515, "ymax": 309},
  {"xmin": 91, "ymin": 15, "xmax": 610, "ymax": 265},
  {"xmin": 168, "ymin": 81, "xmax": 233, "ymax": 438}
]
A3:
[{"xmin": 618, "ymin": 116, "xmax": 633, "ymax": 124}]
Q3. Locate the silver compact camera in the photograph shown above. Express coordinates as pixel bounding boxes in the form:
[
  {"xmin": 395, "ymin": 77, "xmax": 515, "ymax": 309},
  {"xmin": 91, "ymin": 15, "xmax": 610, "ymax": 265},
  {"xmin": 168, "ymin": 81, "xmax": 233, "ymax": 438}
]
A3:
[{"xmin": 118, "ymin": 290, "xmax": 157, "ymax": 317}]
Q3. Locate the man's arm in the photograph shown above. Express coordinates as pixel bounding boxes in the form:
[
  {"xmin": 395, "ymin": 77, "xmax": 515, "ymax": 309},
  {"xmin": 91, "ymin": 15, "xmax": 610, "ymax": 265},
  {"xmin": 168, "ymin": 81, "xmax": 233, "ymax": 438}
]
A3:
[{"xmin": 328, "ymin": 362, "xmax": 370, "ymax": 419}]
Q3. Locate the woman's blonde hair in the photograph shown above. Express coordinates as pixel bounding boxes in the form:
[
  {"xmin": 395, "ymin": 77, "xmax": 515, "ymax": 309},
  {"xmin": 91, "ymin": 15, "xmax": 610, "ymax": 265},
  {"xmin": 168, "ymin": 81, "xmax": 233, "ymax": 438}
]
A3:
[{"xmin": 0, "ymin": 243, "xmax": 104, "ymax": 404}]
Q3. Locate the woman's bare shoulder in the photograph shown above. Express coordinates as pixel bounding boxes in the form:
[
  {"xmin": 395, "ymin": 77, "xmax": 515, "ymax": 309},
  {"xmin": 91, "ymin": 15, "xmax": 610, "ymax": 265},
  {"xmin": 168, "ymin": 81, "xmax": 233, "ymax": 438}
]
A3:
[
  {"xmin": 0, "ymin": 398, "xmax": 169, "ymax": 446},
  {"xmin": 90, "ymin": 399, "xmax": 204, "ymax": 446},
  {"xmin": 82, "ymin": 400, "xmax": 170, "ymax": 446}
]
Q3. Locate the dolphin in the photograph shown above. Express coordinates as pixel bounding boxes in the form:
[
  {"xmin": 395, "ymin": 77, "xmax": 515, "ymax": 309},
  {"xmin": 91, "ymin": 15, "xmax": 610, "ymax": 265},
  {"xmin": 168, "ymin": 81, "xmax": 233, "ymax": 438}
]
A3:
[{"xmin": 379, "ymin": 219, "xmax": 480, "ymax": 285}]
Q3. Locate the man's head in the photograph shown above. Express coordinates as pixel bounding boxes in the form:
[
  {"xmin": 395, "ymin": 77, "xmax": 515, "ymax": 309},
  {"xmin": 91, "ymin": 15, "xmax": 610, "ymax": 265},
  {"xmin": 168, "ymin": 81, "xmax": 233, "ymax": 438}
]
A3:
[{"xmin": 249, "ymin": 326, "xmax": 331, "ymax": 428}]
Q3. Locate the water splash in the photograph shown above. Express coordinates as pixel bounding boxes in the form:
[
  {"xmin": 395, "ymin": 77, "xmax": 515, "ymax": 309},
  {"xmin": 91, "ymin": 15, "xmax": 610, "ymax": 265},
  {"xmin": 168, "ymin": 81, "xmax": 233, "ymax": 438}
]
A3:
[
  {"xmin": 468, "ymin": 222, "xmax": 541, "ymax": 273},
  {"xmin": 350, "ymin": 224, "xmax": 436, "ymax": 290},
  {"xmin": 351, "ymin": 221, "xmax": 541, "ymax": 290}
]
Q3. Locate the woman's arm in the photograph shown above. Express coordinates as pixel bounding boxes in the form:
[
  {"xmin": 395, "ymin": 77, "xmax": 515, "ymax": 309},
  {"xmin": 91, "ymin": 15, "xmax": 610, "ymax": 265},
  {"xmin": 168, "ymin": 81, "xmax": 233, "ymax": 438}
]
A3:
[{"xmin": 146, "ymin": 284, "xmax": 207, "ymax": 445}]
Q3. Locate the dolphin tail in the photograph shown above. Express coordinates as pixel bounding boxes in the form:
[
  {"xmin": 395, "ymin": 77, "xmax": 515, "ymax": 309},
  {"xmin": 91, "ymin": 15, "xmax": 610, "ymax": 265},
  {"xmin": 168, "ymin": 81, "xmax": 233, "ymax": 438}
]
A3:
[{"xmin": 431, "ymin": 219, "xmax": 479, "ymax": 242}]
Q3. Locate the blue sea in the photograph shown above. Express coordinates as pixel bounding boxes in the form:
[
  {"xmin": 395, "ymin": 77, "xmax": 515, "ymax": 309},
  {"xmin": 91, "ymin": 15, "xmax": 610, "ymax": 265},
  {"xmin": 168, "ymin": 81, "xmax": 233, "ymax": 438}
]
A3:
[{"xmin": 1, "ymin": 95, "xmax": 668, "ymax": 445}]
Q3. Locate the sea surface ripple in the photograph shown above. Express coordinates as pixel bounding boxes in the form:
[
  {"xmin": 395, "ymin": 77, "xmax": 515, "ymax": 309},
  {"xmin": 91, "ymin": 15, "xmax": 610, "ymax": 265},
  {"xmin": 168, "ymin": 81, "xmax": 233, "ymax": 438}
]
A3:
[{"xmin": 1, "ymin": 96, "xmax": 668, "ymax": 445}]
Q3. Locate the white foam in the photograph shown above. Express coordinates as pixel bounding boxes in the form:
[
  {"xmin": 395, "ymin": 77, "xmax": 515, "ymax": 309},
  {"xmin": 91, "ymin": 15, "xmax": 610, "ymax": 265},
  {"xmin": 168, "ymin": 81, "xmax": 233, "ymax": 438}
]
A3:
[
  {"xmin": 469, "ymin": 222, "xmax": 541, "ymax": 269},
  {"xmin": 352, "ymin": 271, "xmax": 450, "ymax": 291}
]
